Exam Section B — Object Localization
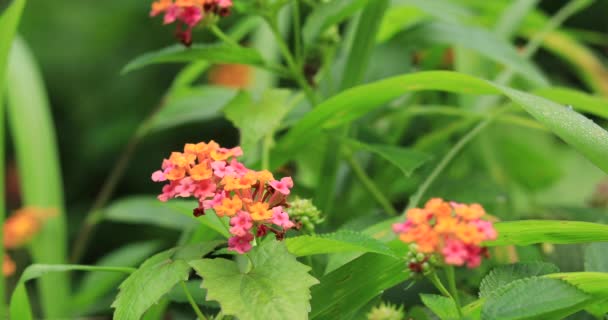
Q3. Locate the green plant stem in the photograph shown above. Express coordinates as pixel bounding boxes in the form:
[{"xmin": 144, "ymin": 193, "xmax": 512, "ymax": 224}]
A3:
[
  {"xmin": 445, "ymin": 266, "xmax": 461, "ymax": 310},
  {"xmin": 343, "ymin": 148, "xmax": 398, "ymax": 216},
  {"xmin": 407, "ymin": 107, "xmax": 507, "ymax": 210},
  {"xmin": 181, "ymin": 281, "xmax": 208, "ymax": 320},
  {"xmin": 210, "ymin": 24, "xmax": 240, "ymax": 47},
  {"xmin": 427, "ymin": 271, "xmax": 463, "ymax": 318},
  {"xmin": 266, "ymin": 17, "xmax": 317, "ymax": 106},
  {"xmin": 292, "ymin": 0, "xmax": 303, "ymax": 64}
]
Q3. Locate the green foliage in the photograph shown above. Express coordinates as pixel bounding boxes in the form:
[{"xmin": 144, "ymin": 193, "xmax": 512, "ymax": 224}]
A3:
[
  {"xmin": 488, "ymin": 220, "xmax": 608, "ymax": 246},
  {"xmin": 285, "ymin": 230, "xmax": 396, "ymax": 257},
  {"xmin": 481, "ymin": 277, "xmax": 591, "ymax": 320},
  {"xmin": 190, "ymin": 240, "xmax": 319, "ymax": 320},
  {"xmin": 420, "ymin": 294, "xmax": 460, "ymax": 320},
  {"xmin": 112, "ymin": 242, "xmax": 221, "ymax": 320},
  {"xmin": 302, "ymin": 0, "xmax": 368, "ymax": 48},
  {"xmin": 584, "ymin": 242, "xmax": 608, "ymax": 272},
  {"xmin": 346, "ymin": 139, "xmax": 431, "ymax": 177},
  {"xmin": 479, "ymin": 262, "xmax": 560, "ymax": 298}
]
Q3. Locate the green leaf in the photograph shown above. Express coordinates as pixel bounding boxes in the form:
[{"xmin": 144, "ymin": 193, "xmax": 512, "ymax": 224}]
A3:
[
  {"xmin": 486, "ymin": 220, "xmax": 608, "ymax": 247},
  {"xmin": 270, "ymin": 71, "xmax": 608, "ymax": 175},
  {"xmin": 146, "ymin": 86, "xmax": 238, "ymax": 133},
  {"xmin": 166, "ymin": 280, "xmax": 217, "ymax": 308},
  {"xmin": 310, "ymin": 252, "xmax": 409, "ymax": 320},
  {"xmin": 534, "ymin": 87, "xmax": 608, "ymax": 119},
  {"xmin": 302, "ymin": 0, "xmax": 368, "ymax": 48},
  {"xmin": 479, "ymin": 262, "xmax": 560, "ymax": 298},
  {"xmin": 346, "ymin": 139, "xmax": 431, "ymax": 177},
  {"xmin": 103, "ymin": 196, "xmax": 230, "ymax": 238},
  {"xmin": 223, "ymin": 89, "xmax": 291, "ymax": 156},
  {"xmin": 285, "ymin": 230, "xmax": 396, "ymax": 257},
  {"xmin": 190, "ymin": 240, "xmax": 319, "ymax": 320},
  {"xmin": 10, "ymin": 264, "xmax": 135, "ymax": 320},
  {"xmin": 112, "ymin": 242, "xmax": 221, "ymax": 320},
  {"xmin": 584, "ymin": 242, "xmax": 608, "ymax": 272},
  {"xmin": 420, "ymin": 294, "xmax": 460, "ymax": 320},
  {"xmin": 377, "ymin": 6, "xmax": 428, "ymax": 43},
  {"xmin": 481, "ymin": 277, "xmax": 590, "ymax": 320},
  {"xmin": 71, "ymin": 242, "xmax": 162, "ymax": 314},
  {"xmin": 402, "ymin": 22, "xmax": 548, "ymax": 86},
  {"xmin": 123, "ymin": 44, "xmax": 268, "ymax": 74},
  {"xmin": 7, "ymin": 37, "xmax": 70, "ymax": 317}
]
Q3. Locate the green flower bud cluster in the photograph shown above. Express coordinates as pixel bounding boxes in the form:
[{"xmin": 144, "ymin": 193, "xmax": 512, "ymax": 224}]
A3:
[{"xmin": 287, "ymin": 197, "xmax": 324, "ymax": 234}]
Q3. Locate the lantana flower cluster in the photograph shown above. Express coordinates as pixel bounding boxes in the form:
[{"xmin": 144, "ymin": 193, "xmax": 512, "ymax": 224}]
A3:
[
  {"xmin": 393, "ymin": 198, "xmax": 497, "ymax": 270},
  {"xmin": 152, "ymin": 141, "xmax": 297, "ymax": 254},
  {"xmin": 150, "ymin": 0, "xmax": 233, "ymax": 46}
]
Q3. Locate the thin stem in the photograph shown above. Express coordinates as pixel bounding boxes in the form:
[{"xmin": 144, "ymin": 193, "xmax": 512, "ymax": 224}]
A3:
[
  {"xmin": 445, "ymin": 266, "xmax": 462, "ymax": 310},
  {"xmin": 292, "ymin": 0, "xmax": 303, "ymax": 64},
  {"xmin": 210, "ymin": 24, "xmax": 240, "ymax": 47},
  {"xmin": 343, "ymin": 147, "xmax": 399, "ymax": 216},
  {"xmin": 427, "ymin": 271, "xmax": 463, "ymax": 318},
  {"xmin": 266, "ymin": 17, "xmax": 317, "ymax": 106},
  {"xmin": 70, "ymin": 99, "xmax": 166, "ymax": 263},
  {"xmin": 407, "ymin": 107, "xmax": 507, "ymax": 210},
  {"xmin": 181, "ymin": 281, "xmax": 208, "ymax": 320}
]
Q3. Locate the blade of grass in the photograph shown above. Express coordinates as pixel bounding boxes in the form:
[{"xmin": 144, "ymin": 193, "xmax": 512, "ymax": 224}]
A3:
[
  {"xmin": 0, "ymin": 0, "xmax": 26, "ymax": 312},
  {"xmin": 6, "ymin": 37, "xmax": 69, "ymax": 317}
]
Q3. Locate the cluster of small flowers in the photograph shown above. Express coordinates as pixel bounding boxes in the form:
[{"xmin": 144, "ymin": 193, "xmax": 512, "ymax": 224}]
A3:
[
  {"xmin": 393, "ymin": 198, "xmax": 497, "ymax": 269},
  {"xmin": 152, "ymin": 141, "xmax": 297, "ymax": 254},
  {"xmin": 150, "ymin": 0, "xmax": 233, "ymax": 46},
  {"xmin": 3, "ymin": 208, "xmax": 55, "ymax": 276}
]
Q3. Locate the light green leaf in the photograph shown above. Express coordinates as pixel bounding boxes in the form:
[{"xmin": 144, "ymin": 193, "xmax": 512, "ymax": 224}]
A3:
[
  {"xmin": 7, "ymin": 37, "xmax": 70, "ymax": 317},
  {"xmin": 10, "ymin": 264, "xmax": 135, "ymax": 320},
  {"xmin": 302, "ymin": 0, "xmax": 368, "ymax": 48},
  {"xmin": 486, "ymin": 220, "xmax": 608, "ymax": 247},
  {"xmin": 584, "ymin": 242, "xmax": 608, "ymax": 272},
  {"xmin": 285, "ymin": 230, "xmax": 396, "ymax": 257},
  {"xmin": 103, "ymin": 196, "xmax": 230, "ymax": 238},
  {"xmin": 147, "ymin": 86, "xmax": 238, "ymax": 133},
  {"xmin": 123, "ymin": 44, "xmax": 268, "ymax": 74},
  {"xmin": 0, "ymin": 0, "xmax": 25, "ymax": 92},
  {"xmin": 346, "ymin": 139, "xmax": 430, "ymax": 177},
  {"xmin": 534, "ymin": 86, "xmax": 608, "ymax": 119},
  {"xmin": 224, "ymin": 88, "xmax": 291, "ymax": 156},
  {"xmin": 112, "ymin": 242, "xmax": 221, "ymax": 320},
  {"xmin": 190, "ymin": 240, "xmax": 319, "ymax": 320},
  {"xmin": 310, "ymin": 252, "xmax": 409, "ymax": 320},
  {"xmin": 270, "ymin": 71, "xmax": 608, "ymax": 174},
  {"xmin": 481, "ymin": 277, "xmax": 590, "ymax": 320},
  {"xmin": 377, "ymin": 6, "xmax": 428, "ymax": 43},
  {"xmin": 71, "ymin": 242, "xmax": 162, "ymax": 314},
  {"xmin": 479, "ymin": 262, "xmax": 560, "ymax": 298},
  {"xmin": 420, "ymin": 294, "xmax": 460, "ymax": 320},
  {"xmin": 166, "ymin": 280, "xmax": 217, "ymax": 308}
]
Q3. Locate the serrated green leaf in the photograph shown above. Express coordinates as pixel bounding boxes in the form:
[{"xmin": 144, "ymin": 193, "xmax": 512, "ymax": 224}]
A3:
[
  {"xmin": 486, "ymin": 220, "xmax": 608, "ymax": 247},
  {"xmin": 420, "ymin": 294, "xmax": 460, "ymax": 320},
  {"xmin": 479, "ymin": 262, "xmax": 560, "ymax": 298},
  {"xmin": 310, "ymin": 253, "xmax": 409, "ymax": 320},
  {"xmin": 302, "ymin": 0, "xmax": 368, "ymax": 48},
  {"xmin": 285, "ymin": 230, "xmax": 396, "ymax": 257},
  {"xmin": 270, "ymin": 71, "xmax": 608, "ymax": 174},
  {"xmin": 103, "ymin": 196, "xmax": 230, "ymax": 238},
  {"xmin": 190, "ymin": 240, "xmax": 319, "ymax": 320},
  {"xmin": 481, "ymin": 277, "xmax": 590, "ymax": 320},
  {"xmin": 165, "ymin": 280, "xmax": 218, "ymax": 308},
  {"xmin": 146, "ymin": 86, "xmax": 238, "ymax": 134},
  {"xmin": 346, "ymin": 139, "xmax": 431, "ymax": 177},
  {"xmin": 71, "ymin": 242, "xmax": 162, "ymax": 314},
  {"xmin": 112, "ymin": 242, "xmax": 221, "ymax": 320},
  {"xmin": 122, "ymin": 44, "xmax": 267, "ymax": 74},
  {"xmin": 584, "ymin": 242, "xmax": 608, "ymax": 272},
  {"xmin": 223, "ymin": 89, "xmax": 291, "ymax": 157}
]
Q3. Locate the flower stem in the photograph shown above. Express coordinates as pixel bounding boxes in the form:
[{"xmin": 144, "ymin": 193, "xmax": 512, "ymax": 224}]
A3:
[
  {"xmin": 427, "ymin": 271, "xmax": 463, "ymax": 318},
  {"xmin": 445, "ymin": 266, "xmax": 462, "ymax": 310},
  {"xmin": 180, "ymin": 281, "xmax": 208, "ymax": 320},
  {"xmin": 266, "ymin": 17, "xmax": 317, "ymax": 106},
  {"xmin": 210, "ymin": 24, "xmax": 240, "ymax": 47},
  {"xmin": 343, "ymin": 147, "xmax": 398, "ymax": 216}
]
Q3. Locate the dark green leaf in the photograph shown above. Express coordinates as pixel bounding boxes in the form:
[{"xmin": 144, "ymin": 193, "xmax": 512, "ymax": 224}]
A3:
[
  {"xmin": 481, "ymin": 277, "xmax": 590, "ymax": 320},
  {"xmin": 190, "ymin": 240, "xmax": 319, "ymax": 320},
  {"xmin": 346, "ymin": 139, "xmax": 430, "ymax": 177},
  {"xmin": 479, "ymin": 262, "xmax": 560, "ymax": 298},
  {"xmin": 285, "ymin": 230, "xmax": 396, "ymax": 257},
  {"xmin": 123, "ymin": 44, "xmax": 267, "ymax": 74}
]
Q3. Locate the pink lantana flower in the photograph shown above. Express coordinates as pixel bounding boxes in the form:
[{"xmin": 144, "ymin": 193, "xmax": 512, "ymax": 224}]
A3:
[
  {"xmin": 229, "ymin": 211, "xmax": 253, "ymax": 237},
  {"xmin": 228, "ymin": 233, "xmax": 253, "ymax": 254},
  {"xmin": 269, "ymin": 177, "xmax": 294, "ymax": 195},
  {"xmin": 271, "ymin": 206, "xmax": 295, "ymax": 229}
]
